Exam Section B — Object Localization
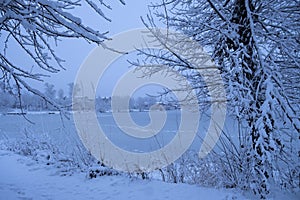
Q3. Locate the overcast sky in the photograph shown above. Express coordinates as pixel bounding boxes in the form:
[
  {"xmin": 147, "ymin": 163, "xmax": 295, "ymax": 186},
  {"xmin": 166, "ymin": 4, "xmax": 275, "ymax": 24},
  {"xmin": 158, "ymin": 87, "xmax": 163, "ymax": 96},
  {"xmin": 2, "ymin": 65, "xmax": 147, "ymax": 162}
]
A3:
[{"xmin": 45, "ymin": 0, "xmax": 161, "ymax": 97}]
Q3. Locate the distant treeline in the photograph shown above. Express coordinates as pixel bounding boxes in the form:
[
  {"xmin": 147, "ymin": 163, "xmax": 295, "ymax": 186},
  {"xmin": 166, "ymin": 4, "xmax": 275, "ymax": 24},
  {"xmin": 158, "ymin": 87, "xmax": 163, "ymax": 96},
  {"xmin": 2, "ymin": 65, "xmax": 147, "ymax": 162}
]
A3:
[{"xmin": 0, "ymin": 82, "xmax": 178, "ymax": 112}]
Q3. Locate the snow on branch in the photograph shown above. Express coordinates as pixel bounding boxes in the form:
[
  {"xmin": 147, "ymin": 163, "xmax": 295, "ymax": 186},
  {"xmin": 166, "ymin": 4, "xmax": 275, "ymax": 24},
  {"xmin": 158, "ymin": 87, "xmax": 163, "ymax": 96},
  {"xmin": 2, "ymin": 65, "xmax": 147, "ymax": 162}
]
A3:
[{"xmin": 0, "ymin": 0, "xmax": 123, "ymax": 112}]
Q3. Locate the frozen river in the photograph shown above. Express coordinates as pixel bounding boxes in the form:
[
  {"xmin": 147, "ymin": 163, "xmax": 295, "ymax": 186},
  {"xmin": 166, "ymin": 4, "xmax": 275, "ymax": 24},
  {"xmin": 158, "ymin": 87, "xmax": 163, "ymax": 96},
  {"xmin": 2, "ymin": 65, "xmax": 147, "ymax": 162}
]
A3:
[{"xmin": 0, "ymin": 110, "xmax": 238, "ymax": 153}]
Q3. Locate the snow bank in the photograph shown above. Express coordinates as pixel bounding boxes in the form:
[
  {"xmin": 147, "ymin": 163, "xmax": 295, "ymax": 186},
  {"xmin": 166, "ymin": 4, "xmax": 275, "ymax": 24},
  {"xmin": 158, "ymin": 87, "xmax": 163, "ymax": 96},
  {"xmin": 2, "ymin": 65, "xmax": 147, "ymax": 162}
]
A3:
[{"xmin": 0, "ymin": 150, "xmax": 246, "ymax": 200}]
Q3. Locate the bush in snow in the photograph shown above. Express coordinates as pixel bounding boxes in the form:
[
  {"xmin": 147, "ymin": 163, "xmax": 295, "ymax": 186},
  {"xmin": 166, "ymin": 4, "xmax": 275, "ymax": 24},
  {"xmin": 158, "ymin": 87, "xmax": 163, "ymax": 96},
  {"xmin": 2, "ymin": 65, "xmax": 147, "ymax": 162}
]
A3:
[
  {"xmin": 0, "ymin": 130, "xmax": 97, "ymax": 176},
  {"xmin": 87, "ymin": 165, "xmax": 120, "ymax": 179}
]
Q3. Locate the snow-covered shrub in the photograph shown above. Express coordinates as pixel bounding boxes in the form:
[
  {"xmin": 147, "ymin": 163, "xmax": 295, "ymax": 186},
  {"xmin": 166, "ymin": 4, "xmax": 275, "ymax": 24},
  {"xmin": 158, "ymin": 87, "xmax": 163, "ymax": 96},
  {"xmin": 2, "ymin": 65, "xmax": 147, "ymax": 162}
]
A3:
[
  {"xmin": 0, "ymin": 130, "xmax": 97, "ymax": 176},
  {"xmin": 0, "ymin": 129, "xmax": 131, "ymax": 179},
  {"xmin": 87, "ymin": 165, "xmax": 120, "ymax": 179},
  {"xmin": 157, "ymin": 150, "xmax": 223, "ymax": 187}
]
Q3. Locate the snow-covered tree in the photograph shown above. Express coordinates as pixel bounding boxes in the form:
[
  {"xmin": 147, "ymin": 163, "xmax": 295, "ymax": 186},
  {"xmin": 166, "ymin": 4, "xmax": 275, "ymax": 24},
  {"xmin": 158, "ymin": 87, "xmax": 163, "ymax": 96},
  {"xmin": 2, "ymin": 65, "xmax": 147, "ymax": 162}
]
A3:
[
  {"xmin": 138, "ymin": 0, "xmax": 300, "ymax": 197},
  {"xmin": 56, "ymin": 88, "xmax": 66, "ymax": 105},
  {"xmin": 0, "ymin": 82, "xmax": 15, "ymax": 111},
  {"xmin": 0, "ymin": 0, "xmax": 125, "ymax": 111},
  {"xmin": 43, "ymin": 83, "xmax": 56, "ymax": 109},
  {"xmin": 44, "ymin": 83, "xmax": 56, "ymax": 99},
  {"xmin": 95, "ymin": 96, "xmax": 111, "ymax": 112}
]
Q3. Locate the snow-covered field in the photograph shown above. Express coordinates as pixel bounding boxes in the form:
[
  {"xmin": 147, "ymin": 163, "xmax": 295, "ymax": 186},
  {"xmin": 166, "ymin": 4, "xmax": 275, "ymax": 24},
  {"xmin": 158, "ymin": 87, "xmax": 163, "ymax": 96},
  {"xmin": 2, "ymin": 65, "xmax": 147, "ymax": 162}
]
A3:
[
  {"xmin": 0, "ymin": 112, "xmax": 299, "ymax": 199},
  {"xmin": 0, "ymin": 150, "xmax": 248, "ymax": 200},
  {"xmin": 1, "ymin": 150, "xmax": 299, "ymax": 200}
]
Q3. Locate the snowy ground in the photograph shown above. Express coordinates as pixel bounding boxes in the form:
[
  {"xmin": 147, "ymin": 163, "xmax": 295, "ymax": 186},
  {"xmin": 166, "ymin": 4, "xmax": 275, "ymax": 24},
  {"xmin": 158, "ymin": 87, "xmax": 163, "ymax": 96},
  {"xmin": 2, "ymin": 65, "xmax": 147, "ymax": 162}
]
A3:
[
  {"xmin": 1, "ymin": 151, "xmax": 299, "ymax": 200},
  {"xmin": 0, "ymin": 112, "xmax": 299, "ymax": 200},
  {"xmin": 0, "ymin": 150, "xmax": 246, "ymax": 200}
]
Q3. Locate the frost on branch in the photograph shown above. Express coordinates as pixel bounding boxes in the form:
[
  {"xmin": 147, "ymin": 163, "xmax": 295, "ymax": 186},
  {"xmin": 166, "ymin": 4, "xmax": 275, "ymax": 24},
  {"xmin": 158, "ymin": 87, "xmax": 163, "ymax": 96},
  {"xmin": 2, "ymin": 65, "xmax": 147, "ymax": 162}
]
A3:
[
  {"xmin": 137, "ymin": 0, "xmax": 300, "ymax": 198},
  {"xmin": 0, "ymin": 0, "xmax": 124, "ymax": 112}
]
